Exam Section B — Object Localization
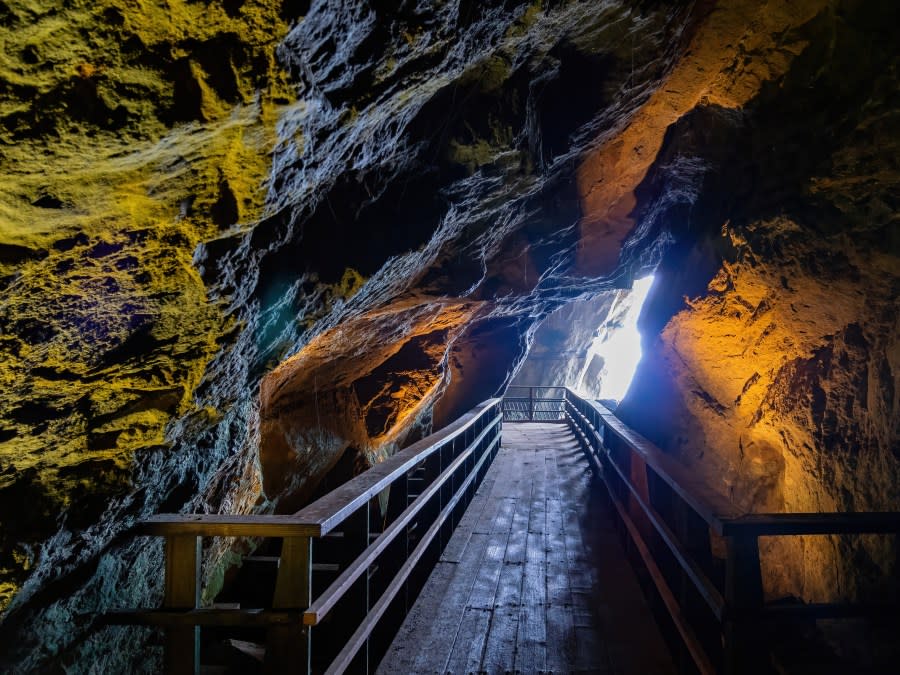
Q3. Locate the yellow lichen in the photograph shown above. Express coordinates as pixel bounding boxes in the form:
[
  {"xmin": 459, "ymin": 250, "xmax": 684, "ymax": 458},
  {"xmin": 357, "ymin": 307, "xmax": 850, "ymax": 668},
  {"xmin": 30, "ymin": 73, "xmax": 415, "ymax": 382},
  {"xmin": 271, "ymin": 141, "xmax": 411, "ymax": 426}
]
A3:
[{"xmin": 0, "ymin": 0, "xmax": 294, "ymax": 611}]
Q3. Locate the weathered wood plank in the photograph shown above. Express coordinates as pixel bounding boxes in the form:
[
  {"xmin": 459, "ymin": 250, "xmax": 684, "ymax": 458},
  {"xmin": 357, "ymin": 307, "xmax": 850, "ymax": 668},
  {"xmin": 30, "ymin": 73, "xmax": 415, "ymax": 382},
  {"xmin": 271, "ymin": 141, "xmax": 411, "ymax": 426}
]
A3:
[
  {"xmin": 163, "ymin": 535, "xmax": 199, "ymax": 675},
  {"xmin": 439, "ymin": 493, "xmax": 515, "ymax": 673},
  {"xmin": 480, "ymin": 485, "xmax": 528, "ymax": 672},
  {"xmin": 379, "ymin": 450, "xmax": 509, "ymax": 674},
  {"xmin": 378, "ymin": 424, "xmax": 676, "ymax": 675},
  {"xmin": 514, "ymin": 560, "xmax": 547, "ymax": 674}
]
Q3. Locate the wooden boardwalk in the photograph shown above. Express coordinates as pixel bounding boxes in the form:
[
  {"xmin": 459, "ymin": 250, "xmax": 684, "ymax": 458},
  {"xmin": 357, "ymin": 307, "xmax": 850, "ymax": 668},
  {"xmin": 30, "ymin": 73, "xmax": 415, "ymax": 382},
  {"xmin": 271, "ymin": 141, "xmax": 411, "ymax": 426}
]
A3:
[{"xmin": 378, "ymin": 423, "xmax": 675, "ymax": 675}]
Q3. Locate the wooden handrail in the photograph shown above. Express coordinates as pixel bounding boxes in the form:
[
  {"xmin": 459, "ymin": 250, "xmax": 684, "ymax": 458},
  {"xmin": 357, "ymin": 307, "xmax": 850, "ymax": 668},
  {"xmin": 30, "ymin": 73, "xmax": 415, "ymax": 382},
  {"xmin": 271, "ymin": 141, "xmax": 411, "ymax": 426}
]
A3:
[
  {"xmin": 323, "ymin": 428, "xmax": 500, "ymax": 674},
  {"xmin": 107, "ymin": 397, "xmax": 504, "ymax": 675},
  {"xmin": 303, "ymin": 414, "xmax": 501, "ymax": 625},
  {"xmin": 580, "ymin": 398, "xmax": 743, "ymax": 532},
  {"xmin": 136, "ymin": 514, "xmax": 320, "ymax": 537},
  {"xmin": 566, "ymin": 402, "xmax": 726, "ymax": 620},
  {"xmin": 137, "ymin": 398, "xmax": 501, "ymax": 539},
  {"xmin": 293, "ymin": 398, "xmax": 501, "ymax": 535},
  {"xmin": 564, "ymin": 388, "xmax": 900, "ymax": 675},
  {"xmin": 720, "ymin": 512, "xmax": 900, "ymax": 536}
]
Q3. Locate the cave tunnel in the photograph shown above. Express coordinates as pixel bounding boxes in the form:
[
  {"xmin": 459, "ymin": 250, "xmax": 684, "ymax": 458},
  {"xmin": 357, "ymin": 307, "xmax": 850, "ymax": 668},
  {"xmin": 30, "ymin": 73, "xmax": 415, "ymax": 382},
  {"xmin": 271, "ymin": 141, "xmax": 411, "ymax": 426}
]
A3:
[{"xmin": 0, "ymin": 1, "xmax": 898, "ymax": 673}]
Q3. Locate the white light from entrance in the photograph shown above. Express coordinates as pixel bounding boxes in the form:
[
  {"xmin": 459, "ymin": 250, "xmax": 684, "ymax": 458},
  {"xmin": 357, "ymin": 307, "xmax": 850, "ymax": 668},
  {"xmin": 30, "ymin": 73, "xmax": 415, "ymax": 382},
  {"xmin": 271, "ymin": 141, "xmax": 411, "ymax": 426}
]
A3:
[{"xmin": 577, "ymin": 275, "xmax": 655, "ymax": 402}]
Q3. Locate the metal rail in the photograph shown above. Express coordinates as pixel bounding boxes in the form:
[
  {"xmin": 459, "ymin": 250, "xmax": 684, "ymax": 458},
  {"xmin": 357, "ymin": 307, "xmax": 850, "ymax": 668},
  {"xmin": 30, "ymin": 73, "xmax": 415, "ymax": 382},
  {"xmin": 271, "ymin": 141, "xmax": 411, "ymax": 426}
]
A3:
[
  {"xmin": 563, "ymin": 389, "xmax": 900, "ymax": 675},
  {"xmin": 106, "ymin": 398, "xmax": 503, "ymax": 674},
  {"xmin": 501, "ymin": 385, "xmax": 567, "ymax": 422}
]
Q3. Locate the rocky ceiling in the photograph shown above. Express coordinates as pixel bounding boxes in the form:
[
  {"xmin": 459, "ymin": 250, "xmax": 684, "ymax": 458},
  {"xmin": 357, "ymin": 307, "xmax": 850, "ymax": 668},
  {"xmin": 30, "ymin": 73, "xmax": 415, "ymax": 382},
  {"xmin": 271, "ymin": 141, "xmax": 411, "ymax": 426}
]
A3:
[{"xmin": 0, "ymin": 0, "xmax": 897, "ymax": 671}]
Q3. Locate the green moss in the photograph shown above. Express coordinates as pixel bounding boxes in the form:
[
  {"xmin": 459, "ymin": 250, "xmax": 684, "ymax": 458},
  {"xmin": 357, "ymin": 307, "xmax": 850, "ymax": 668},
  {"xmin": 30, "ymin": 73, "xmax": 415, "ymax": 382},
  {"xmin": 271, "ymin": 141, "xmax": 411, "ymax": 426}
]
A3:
[{"xmin": 0, "ymin": 0, "xmax": 294, "ymax": 611}]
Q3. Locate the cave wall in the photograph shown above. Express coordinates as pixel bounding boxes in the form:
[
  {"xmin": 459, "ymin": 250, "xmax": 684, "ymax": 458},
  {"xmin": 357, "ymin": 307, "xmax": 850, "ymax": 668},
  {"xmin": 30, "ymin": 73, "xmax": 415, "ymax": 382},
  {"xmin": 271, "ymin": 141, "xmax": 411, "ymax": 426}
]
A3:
[
  {"xmin": 1, "ymin": 1, "xmax": 698, "ymax": 669},
  {"xmin": 617, "ymin": 0, "xmax": 900, "ymax": 605},
  {"xmin": 0, "ymin": 0, "xmax": 896, "ymax": 671},
  {"xmin": 510, "ymin": 290, "xmax": 617, "ymax": 395}
]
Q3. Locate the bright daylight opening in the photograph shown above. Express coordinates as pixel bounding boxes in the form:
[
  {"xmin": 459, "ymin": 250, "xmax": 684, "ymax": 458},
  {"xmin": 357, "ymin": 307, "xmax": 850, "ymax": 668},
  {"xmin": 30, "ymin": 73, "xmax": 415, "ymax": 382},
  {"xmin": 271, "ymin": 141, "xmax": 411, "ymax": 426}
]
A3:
[{"xmin": 576, "ymin": 275, "xmax": 655, "ymax": 402}]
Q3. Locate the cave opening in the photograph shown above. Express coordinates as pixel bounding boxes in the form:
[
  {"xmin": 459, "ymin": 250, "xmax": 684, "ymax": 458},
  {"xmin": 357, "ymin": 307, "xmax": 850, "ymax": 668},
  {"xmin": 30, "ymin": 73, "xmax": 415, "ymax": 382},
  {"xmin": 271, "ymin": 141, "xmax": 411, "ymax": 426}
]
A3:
[{"xmin": 512, "ymin": 274, "xmax": 657, "ymax": 405}]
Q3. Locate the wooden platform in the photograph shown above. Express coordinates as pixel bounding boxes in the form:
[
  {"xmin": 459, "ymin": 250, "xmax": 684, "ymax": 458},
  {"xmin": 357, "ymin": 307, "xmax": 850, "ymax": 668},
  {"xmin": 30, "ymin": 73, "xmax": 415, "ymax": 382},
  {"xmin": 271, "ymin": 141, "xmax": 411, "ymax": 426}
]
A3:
[{"xmin": 378, "ymin": 423, "xmax": 675, "ymax": 675}]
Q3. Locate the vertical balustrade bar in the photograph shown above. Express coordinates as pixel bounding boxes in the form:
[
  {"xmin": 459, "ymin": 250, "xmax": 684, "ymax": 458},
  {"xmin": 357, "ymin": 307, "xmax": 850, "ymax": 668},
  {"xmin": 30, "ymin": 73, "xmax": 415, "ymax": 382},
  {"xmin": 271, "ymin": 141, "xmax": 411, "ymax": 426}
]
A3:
[
  {"xmin": 529, "ymin": 386, "xmax": 534, "ymax": 421},
  {"xmin": 724, "ymin": 535, "xmax": 764, "ymax": 675},
  {"xmin": 365, "ymin": 499, "xmax": 372, "ymax": 674},
  {"xmin": 267, "ymin": 536, "xmax": 312, "ymax": 675},
  {"xmin": 163, "ymin": 534, "xmax": 200, "ymax": 675}
]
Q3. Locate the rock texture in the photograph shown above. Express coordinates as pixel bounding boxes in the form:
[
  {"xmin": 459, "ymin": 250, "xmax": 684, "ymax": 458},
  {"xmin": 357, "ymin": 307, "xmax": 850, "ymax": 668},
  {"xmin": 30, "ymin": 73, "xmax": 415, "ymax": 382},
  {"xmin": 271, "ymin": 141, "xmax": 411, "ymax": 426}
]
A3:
[
  {"xmin": 615, "ymin": 0, "xmax": 900, "ymax": 615},
  {"xmin": 0, "ymin": 0, "xmax": 896, "ymax": 672},
  {"xmin": 0, "ymin": 0, "xmax": 293, "ymax": 615},
  {"xmin": 510, "ymin": 290, "xmax": 618, "ymax": 395}
]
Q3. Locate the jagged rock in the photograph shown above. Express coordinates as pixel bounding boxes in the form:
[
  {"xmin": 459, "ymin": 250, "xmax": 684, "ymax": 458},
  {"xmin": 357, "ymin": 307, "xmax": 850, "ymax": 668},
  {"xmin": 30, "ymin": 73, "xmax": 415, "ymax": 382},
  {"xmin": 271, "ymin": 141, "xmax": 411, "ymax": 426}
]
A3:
[{"xmin": 0, "ymin": 0, "xmax": 896, "ymax": 672}]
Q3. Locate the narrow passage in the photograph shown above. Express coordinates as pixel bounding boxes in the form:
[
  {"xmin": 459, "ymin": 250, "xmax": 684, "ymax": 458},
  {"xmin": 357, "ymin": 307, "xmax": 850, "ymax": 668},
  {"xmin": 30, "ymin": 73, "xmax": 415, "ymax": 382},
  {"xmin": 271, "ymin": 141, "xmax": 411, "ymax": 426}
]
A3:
[{"xmin": 378, "ymin": 423, "xmax": 675, "ymax": 674}]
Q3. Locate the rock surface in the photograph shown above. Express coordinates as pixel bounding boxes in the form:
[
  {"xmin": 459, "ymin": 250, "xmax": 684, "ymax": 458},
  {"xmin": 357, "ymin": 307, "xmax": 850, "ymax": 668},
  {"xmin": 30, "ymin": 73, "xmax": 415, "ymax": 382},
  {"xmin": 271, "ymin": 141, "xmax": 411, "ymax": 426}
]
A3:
[
  {"xmin": 0, "ymin": 0, "xmax": 896, "ymax": 671},
  {"xmin": 616, "ymin": 0, "xmax": 900, "ymax": 614}
]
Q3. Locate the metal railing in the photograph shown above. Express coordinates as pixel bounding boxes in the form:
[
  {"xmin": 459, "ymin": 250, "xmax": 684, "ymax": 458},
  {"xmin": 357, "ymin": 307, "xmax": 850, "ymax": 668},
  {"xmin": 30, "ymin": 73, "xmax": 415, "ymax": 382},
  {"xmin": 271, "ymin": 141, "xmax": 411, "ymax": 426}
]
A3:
[
  {"xmin": 106, "ymin": 398, "xmax": 503, "ymax": 674},
  {"xmin": 501, "ymin": 385, "xmax": 567, "ymax": 422},
  {"xmin": 563, "ymin": 390, "xmax": 900, "ymax": 675}
]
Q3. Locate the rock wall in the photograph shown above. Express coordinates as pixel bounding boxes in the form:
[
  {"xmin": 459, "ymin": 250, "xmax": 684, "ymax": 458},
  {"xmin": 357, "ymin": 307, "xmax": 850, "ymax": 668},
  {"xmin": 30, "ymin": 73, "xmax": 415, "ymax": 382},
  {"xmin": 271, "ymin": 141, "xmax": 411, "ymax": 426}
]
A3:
[
  {"xmin": 617, "ymin": 0, "xmax": 900, "ymax": 608},
  {"xmin": 0, "ymin": 0, "xmax": 896, "ymax": 671},
  {"xmin": 1, "ymin": 1, "xmax": 697, "ymax": 669},
  {"xmin": 511, "ymin": 291, "xmax": 618, "ymax": 394}
]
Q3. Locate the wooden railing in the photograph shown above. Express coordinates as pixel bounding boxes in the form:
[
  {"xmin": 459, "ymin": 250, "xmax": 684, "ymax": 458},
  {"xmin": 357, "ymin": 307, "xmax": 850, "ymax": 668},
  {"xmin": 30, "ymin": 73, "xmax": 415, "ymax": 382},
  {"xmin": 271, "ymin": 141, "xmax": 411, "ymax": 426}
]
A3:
[
  {"xmin": 106, "ymin": 398, "xmax": 503, "ymax": 674},
  {"xmin": 501, "ymin": 385, "xmax": 567, "ymax": 422},
  {"xmin": 563, "ymin": 390, "xmax": 900, "ymax": 675}
]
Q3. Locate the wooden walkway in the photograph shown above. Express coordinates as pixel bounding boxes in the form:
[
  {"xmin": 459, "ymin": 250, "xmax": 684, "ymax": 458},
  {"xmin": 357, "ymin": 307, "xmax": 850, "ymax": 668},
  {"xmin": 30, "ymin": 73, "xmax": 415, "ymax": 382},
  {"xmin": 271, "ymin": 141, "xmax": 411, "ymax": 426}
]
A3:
[{"xmin": 378, "ymin": 423, "xmax": 675, "ymax": 675}]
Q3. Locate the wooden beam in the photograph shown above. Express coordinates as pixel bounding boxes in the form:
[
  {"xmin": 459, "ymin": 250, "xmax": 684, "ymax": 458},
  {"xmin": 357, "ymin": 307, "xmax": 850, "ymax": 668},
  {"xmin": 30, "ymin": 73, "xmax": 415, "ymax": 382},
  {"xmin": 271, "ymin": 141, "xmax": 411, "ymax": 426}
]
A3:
[
  {"xmin": 720, "ymin": 512, "xmax": 900, "ymax": 536},
  {"xmin": 723, "ymin": 535, "xmax": 763, "ymax": 675},
  {"xmin": 163, "ymin": 535, "xmax": 200, "ymax": 675},
  {"xmin": 267, "ymin": 536, "xmax": 312, "ymax": 675},
  {"xmin": 103, "ymin": 608, "xmax": 301, "ymax": 627}
]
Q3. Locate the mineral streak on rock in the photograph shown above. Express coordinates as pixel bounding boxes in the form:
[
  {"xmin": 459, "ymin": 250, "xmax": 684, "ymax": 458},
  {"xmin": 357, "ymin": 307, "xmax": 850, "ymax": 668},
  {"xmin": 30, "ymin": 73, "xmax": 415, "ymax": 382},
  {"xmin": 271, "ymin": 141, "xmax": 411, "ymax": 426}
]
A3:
[
  {"xmin": 0, "ymin": 0, "xmax": 897, "ymax": 671},
  {"xmin": 0, "ymin": 0, "xmax": 294, "ymax": 656}
]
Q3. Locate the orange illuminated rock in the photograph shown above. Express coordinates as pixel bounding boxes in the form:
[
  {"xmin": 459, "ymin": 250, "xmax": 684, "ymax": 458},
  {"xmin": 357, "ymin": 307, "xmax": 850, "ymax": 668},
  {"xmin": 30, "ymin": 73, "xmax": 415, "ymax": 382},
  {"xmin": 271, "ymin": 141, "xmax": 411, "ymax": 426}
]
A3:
[{"xmin": 575, "ymin": 0, "xmax": 828, "ymax": 276}]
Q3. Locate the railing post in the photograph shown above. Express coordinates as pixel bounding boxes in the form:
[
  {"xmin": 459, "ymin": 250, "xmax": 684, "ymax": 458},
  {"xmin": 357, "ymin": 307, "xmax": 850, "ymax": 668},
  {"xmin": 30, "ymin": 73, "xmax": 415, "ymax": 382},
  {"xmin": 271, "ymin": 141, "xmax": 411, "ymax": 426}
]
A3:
[
  {"xmin": 628, "ymin": 452, "xmax": 654, "ymax": 545},
  {"xmin": 163, "ymin": 535, "xmax": 200, "ymax": 675},
  {"xmin": 267, "ymin": 536, "xmax": 312, "ymax": 675},
  {"xmin": 675, "ymin": 500, "xmax": 714, "ymax": 672},
  {"xmin": 724, "ymin": 535, "xmax": 764, "ymax": 675},
  {"xmin": 529, "ymin": 386, "xmax": 534, "ymax": 421}
]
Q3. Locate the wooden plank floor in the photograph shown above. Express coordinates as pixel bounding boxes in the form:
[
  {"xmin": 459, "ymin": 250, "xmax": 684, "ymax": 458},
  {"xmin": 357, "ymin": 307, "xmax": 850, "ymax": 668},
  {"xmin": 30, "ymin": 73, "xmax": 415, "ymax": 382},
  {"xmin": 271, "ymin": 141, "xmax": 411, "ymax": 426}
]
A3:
[{"xmin": 377, "ymin": 423, "xmax": 676, "ymax": 675}]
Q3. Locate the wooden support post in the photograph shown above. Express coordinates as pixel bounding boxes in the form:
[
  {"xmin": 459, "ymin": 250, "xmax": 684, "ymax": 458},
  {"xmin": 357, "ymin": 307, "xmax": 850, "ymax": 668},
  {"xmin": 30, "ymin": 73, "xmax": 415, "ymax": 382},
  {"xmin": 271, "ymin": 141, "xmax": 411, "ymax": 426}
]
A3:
[
  {"xmin": 365, "ymin": 499, "xmax": 372, "ymax": 673},
  {"xmin": 628, "ymin": 453, "xmax": 655, "ymax": 546},
  {"xmin": 724, "ymin": 535, "xmax": 764, "ymax": 675},
  {"xmin": 267, "ymin": 536, "xmax": 312, "ymax": 675},
  {"xmin": 675, "ymin": 499, "xmax": 714, "ymax": 672},
  {"xmin": 163, "ymin": 535, "xmax": 200, "ymax": 675}
]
